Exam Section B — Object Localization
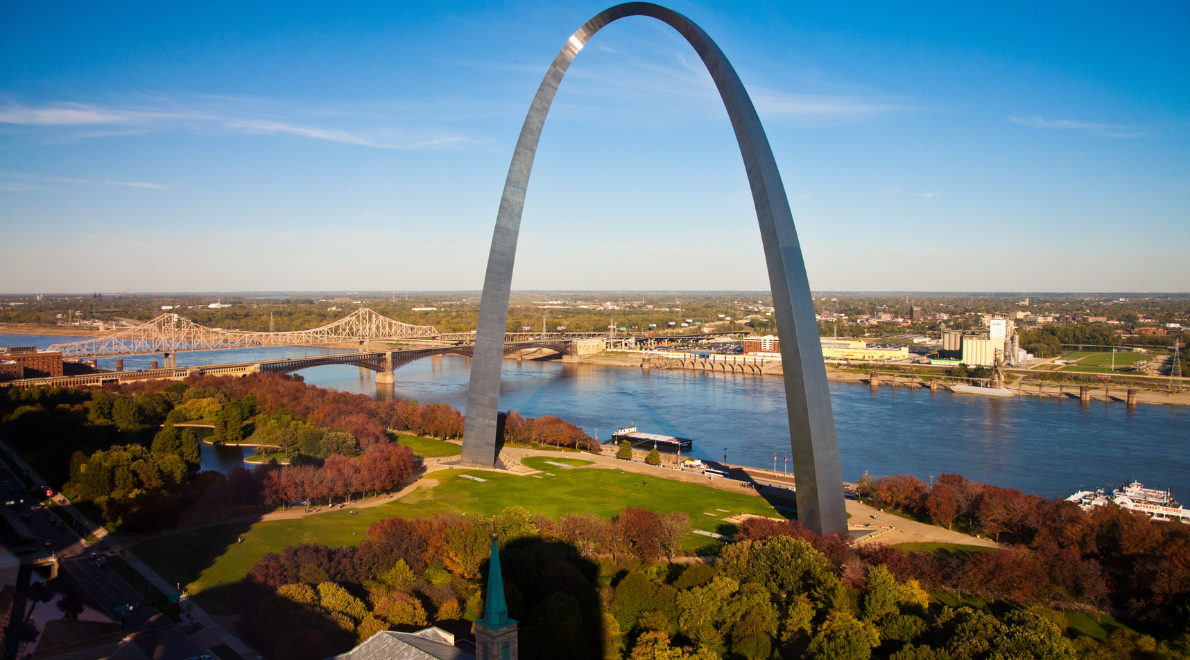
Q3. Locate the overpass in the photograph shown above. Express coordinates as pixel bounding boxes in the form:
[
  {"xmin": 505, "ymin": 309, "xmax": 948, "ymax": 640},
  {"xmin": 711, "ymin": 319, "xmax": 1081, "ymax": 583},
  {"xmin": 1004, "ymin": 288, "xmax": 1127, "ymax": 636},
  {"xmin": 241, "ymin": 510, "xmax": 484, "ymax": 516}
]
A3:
[{"xmin": 0, "ymin": 338, "xmax": 597, "ymax": 389}]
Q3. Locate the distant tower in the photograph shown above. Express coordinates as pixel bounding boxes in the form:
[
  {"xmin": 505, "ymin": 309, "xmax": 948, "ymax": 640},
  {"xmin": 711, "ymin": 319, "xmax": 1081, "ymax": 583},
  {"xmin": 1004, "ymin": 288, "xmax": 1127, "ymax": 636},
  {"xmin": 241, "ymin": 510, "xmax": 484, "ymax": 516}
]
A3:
[{"xmin": 474, "ymin": 533, "xmax": 518, "ymax": 660}]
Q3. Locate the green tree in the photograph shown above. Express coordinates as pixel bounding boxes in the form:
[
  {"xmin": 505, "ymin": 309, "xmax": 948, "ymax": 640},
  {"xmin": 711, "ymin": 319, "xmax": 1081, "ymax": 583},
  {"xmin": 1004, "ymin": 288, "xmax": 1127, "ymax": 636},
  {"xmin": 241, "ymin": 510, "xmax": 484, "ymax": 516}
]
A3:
[
  {"xmin": 213, "ymin": 404, "xmax": 244, "ymax": 443},
  {"xmin": 111, "ymin": 397, "xmax": 140, "ymax": 430},
  {"xmin": 179, "ymin": 428, "xmax": 201, "ymax": 468},
  {"xmin": 87, "ymin": 389, "xmax": 114, "ymax": 424},
  {"xmin": 618, "ymin": 439, "xmax": 634, "ymax": 460},
  {"xmin": 156, "ymin": 453, "xmax": 188, "ymax": 485},
  {"xmin": 317, "ymin": 581, "xmax": 369, "ymax": 622},
  {"xmin": 379, "ymin": 560, "xmax": 415, "ymax": 590},
  {"xmin": 319, "ymin": 430, "xmax": 359, "ymax": 457},
  {"xmin": 151, "ymin": 424, "xmax": 181, "ymax": 457},
  {"xmin": 647, "ymin": 447, "xmax": 661, "ymax": 465},
  {"xmin": 677, "ymin": 575, "xmax": 740, "ymax": 648},
  {"xmin": 495, "ymin": 506, "xmax": 537, "ymax": 544},
  {"xmin": 807, "ymin": 612, "xmax": 880, "ymax": 660},
  {"xmin": 731, "ymin": 610, "xmax": 773, "ymax": 659},
  {"xmin": 863, "ymin": 565, "xmax": 901, "ymax": 622}
]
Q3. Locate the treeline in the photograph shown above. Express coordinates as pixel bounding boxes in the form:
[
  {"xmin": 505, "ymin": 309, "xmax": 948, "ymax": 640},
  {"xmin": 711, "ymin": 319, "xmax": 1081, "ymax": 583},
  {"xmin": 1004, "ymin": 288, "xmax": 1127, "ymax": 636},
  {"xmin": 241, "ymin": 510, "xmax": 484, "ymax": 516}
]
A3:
[
  {"xmin": 502, "ymin": 411, "xmax": 596, "ymax": 451},
  {"xmin": 858, "ymin": 473, "xmax": 1190, "ymax": 630},
  {"xmin": 237, "ymin": 505, "xmax": 1188, "ymax": 660},
  {"xmin": 1018, "ymin": 326, "xmax": 1120, "ymax": 357}
]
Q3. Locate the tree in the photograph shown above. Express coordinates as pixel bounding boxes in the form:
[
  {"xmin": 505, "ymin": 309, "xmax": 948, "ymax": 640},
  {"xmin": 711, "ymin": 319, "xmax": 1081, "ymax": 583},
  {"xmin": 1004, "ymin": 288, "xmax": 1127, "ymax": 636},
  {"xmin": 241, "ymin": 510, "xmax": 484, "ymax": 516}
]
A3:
[
  {"xmin": 111, "ymin": 397, "xmax": 140, "ymax": 430},
  {"xmin": 863, "ymin": 565, "xmax": 901, "ymax": 622},
  {"xmin": 926, "ymin": 484, "xmax": 960, "ymax": 530},
  {"xmin": 647, "ymin": 447, "xmax": 661, "ymax": 465},
  {"xmin": 317, "ymin": 581, "xmax": 368, "ymax": 622},
  {"xmin": 444, "ymin": 521, "xmax": 489, "ymax": 579},
  {"xmin": 658, "ymin": 512, "xmax": 689, "ymax": 562},
  {"xmin": 618, "ymin": 507, "xmax": 664, "ymax": 564},
  {"xmin": 807, "ymin": 613, "xmax": 880, "ymax": 660},
  {"xmin": 319, "ymin": 430, "xmax": 359, "ymax": 458},
  {"xmin": 151, "ymin": 424, "xmax": 181, "ymax": 457},
  {"xmin": 677, "ymin": 575, "xmax": 740, "ymax": 648},
  {"xmin": 618, "ymin": 439, "xmax": 634, "ymax": 460},
  {"xmin": 213, "ymin": 404, "xmax": 244, "ymax": 443},
  {"xmin": 179, "ymin": 428, "xmax": 201, "ymax": 468}
]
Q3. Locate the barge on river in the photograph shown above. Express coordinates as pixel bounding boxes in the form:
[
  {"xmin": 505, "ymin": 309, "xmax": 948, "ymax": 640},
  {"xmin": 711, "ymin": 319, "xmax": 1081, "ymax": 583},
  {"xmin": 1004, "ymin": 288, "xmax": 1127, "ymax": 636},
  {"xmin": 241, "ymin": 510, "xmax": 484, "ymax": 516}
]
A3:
[{"xmin": 609, "ymin": 426, "xmax": 693, "ymax": 453}]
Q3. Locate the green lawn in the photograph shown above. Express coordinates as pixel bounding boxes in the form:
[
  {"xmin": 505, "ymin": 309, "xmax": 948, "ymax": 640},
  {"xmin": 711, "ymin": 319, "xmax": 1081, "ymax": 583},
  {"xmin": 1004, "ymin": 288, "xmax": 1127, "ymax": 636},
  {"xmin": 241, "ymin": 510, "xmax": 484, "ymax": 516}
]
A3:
[
  {"xmin": 244, "ymin": 452, "xmax": 290, "ymax": 464},
  {"xmin": 520, "ymin": 456, "xmax": 594, "ymax": 470},
  {"xmin": 894, "ymin": 542, "xmax": 996, "ymax": 560},
  {"xmin": 133, "ymin": 466, "xmax": 782, "ymax": 615},
  {"xmin": 395, "ymin": 434, "xmax": 462, "ymax": 458},
  {"xmin": 1064, "ymin": 610, "xmax": 1133, "ymax": 641},
  {"xmin": 1058, "ymin": 351, "xmax": 1150, "ymax": 373}
]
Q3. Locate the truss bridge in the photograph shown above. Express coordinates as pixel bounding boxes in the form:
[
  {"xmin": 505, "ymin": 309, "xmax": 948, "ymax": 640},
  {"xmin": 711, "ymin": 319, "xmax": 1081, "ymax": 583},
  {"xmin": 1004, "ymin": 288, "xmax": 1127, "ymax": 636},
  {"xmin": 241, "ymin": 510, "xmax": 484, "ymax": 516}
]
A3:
[
  {"xmin": 48, "ymin": 308, "xmax": 441, "ymax": 358},
  {"xmin": 4, "ymin": 340, "xmax": 585, "ymax": 389}
]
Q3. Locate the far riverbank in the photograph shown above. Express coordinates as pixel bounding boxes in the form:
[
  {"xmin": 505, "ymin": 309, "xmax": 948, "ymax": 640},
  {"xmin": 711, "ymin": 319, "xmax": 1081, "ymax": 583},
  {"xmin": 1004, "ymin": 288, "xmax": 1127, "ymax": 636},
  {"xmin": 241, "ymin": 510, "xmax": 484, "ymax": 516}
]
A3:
[{"xmin": 574, "ymin": 351, "xmax": 1190, "ymax": 407}]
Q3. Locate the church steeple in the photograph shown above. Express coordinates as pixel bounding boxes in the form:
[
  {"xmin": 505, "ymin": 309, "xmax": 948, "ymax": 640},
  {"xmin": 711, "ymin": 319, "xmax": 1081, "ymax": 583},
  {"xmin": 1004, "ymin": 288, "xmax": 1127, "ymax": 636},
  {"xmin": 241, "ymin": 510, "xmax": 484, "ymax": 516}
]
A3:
[
  {"xmin": 479, "ymin": 533, "xmax": 512, "ymax": 628},
  {"xmin": 474, "ymin": 532, "xmax": 518, "ymax": 659}
]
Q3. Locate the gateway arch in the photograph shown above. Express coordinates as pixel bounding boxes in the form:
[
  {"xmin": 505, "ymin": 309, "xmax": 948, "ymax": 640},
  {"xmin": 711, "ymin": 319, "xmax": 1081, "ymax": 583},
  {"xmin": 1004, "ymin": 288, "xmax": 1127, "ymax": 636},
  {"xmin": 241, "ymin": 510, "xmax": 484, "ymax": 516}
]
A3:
[{"xmin": 461, "ymin": 2, "xmax": 847, "ymax": 536}]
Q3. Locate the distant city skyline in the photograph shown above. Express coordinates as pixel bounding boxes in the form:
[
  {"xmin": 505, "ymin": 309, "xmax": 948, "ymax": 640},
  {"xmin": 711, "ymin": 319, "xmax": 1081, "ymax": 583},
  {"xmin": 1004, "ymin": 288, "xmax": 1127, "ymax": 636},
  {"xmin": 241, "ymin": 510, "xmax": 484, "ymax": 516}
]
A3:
[{"xmin": 2, "ymin": 1, "xmax": 1187, "ymax": 293}]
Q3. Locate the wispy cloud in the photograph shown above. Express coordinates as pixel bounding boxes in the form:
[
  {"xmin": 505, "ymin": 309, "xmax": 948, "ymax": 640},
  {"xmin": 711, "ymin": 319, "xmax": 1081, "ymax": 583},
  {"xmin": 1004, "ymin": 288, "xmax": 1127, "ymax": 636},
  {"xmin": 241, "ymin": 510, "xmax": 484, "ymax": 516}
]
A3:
[
  {"xmin": 0, "ymin": 181, "xmax": 56, "ymax": 192},
  {"xmin": 0, "ymin": 104, "xmax": 136, "ymax": 125},
  {"xmin": 0, "ymin": 172, "xmax": 169, "ymax": 191},
  {"xmin": 106, "ymin": 180, "xmax": 170, "ymax": 189},
  {"xmin": 916, "ymin": 192, "xmax": 939, "ymax": 198},
  {"xmin": 753, "ymin": 92, "xmax": 915, "ymax": 120},
  {"xmin": 1009, "ymin": 116, "xmax": 1145, "ymax": 138},
  {"xmin": 0, "ymin": 100, "xmax": 470, "ymax": 149}
]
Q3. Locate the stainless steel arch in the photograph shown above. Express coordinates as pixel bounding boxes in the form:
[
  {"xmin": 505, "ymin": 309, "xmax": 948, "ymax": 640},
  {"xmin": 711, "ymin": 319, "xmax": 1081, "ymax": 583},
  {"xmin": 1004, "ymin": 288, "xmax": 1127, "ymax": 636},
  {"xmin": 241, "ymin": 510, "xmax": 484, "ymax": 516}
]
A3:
[{"xmin": 460, "ymin": 2, "xmax": 847, "ymax": 536}]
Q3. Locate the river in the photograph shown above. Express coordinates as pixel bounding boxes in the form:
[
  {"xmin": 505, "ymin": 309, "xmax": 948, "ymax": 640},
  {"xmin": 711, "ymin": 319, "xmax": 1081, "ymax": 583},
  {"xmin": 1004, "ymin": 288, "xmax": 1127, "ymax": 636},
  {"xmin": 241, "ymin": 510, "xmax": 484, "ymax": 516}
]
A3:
[{"xmin": 3, "ymin": 334, "xmax": 1187, "ymax": 498}]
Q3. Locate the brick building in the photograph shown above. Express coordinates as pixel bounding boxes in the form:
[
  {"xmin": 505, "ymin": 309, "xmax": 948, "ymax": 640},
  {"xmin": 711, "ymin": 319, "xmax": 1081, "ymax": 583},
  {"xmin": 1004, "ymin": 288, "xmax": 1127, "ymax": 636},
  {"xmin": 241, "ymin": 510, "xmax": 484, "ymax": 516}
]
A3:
[{"xmin": 0, "ymin": 347, "xmax": 64, "ymax": 378}]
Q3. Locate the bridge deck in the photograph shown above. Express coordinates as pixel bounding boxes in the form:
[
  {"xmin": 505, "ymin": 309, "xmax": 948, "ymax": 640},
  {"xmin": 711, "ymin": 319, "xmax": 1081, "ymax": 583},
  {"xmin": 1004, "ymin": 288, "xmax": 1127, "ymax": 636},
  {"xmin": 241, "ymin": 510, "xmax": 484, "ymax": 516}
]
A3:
[{"xmin": 0, "ymin": 340, "xmax": 578, "ymax": 389}]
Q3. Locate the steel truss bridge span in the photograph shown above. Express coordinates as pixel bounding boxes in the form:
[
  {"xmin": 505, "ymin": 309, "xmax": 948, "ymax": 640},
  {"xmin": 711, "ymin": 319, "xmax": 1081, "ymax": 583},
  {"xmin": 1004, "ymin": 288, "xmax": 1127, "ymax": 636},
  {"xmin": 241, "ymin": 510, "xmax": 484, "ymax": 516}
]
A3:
[
  {"xmin": 47, "ymin": 308, "xmax": 441, "ymax": 358},
  {"xmin": 2, "ymin": 340, "xmax": 578, "ymax": 389}
]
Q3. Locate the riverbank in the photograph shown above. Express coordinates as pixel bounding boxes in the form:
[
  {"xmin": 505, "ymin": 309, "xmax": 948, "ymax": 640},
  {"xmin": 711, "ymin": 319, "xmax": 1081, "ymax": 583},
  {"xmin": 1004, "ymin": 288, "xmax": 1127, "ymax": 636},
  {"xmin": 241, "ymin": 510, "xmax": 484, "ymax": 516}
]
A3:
[
  {"xmin": 575, "ymin": 351, "xmax": 1190, "ymax": 406},
  {"xmin": 0, "ymin": 323, "xmax": 111, "ymax": 337}
]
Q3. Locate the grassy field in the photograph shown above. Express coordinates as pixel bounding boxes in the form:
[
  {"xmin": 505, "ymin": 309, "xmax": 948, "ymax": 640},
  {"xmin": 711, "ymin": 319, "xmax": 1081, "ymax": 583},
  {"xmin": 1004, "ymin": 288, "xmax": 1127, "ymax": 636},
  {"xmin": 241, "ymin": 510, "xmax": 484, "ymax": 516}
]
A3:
[
  {"xmin": 244, "ymin": 452, "xmax": 290, "ymax": 464},
  {"xmin": 520, "ymin": 456, "xmax": 594, "ymax": 469},
  {"xmin": 395, "ymin": 434, "xmax": 462, "ymax": 458},
  {"xmin": 1058, "ymin": 351, "xmax": 1150, "ymax": 373},
  {"xmin": 134, "ymin": 465, "xmax": 783, "ymax": 615}
]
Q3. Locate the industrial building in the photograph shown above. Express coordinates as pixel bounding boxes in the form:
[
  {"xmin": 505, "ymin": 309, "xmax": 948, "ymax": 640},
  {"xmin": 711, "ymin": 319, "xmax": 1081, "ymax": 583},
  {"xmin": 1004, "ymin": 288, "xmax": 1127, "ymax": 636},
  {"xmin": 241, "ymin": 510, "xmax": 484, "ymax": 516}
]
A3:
[
  {"xmin": 939, "ymin": 317, "xmax": 1028, "ymax": 367},
  {"xmin": 820, "ymin": 338, "xmax": 909, "ymax": 361}
]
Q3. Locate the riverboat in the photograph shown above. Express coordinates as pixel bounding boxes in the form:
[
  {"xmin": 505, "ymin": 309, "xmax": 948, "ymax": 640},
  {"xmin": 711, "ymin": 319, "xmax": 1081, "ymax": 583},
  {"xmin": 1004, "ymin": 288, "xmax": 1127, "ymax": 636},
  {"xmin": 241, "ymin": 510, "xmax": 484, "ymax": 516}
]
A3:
[{"xmin": 1067, "ymin": 483, "xmax": 1188, "ymax": 523}]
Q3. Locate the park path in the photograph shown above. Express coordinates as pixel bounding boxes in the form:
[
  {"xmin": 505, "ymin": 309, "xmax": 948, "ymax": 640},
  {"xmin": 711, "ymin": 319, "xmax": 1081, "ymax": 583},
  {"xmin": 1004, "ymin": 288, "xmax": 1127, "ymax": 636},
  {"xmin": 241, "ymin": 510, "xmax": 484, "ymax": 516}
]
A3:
[{"xmin": 0, "ymin": 439, "xmax": 260, "ymax": 658}]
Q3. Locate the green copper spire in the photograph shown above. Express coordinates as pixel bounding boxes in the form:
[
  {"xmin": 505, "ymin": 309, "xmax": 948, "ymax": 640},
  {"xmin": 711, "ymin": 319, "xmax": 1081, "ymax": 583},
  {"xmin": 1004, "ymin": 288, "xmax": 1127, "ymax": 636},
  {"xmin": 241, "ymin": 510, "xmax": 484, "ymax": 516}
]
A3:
[{"xmin": 479, "ymin": 533, "xmax": 514, "ymax": 629}]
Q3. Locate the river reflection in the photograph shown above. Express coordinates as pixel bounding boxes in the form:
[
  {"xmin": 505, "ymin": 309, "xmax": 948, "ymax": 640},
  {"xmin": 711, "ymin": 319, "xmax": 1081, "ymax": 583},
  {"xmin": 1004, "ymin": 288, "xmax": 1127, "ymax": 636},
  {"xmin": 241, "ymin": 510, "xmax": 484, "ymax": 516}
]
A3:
[{"xmin": 4, "ymin": 334, "xmax": 1186, "ymax": 497}]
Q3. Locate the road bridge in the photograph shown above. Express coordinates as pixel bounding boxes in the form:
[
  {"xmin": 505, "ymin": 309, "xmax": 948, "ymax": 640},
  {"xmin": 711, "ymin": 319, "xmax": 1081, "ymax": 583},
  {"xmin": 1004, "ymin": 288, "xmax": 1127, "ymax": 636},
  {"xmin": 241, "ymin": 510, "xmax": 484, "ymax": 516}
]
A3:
[{"xmin": 1, "ymin": 339, "xmax": 586, "ymax": 389}]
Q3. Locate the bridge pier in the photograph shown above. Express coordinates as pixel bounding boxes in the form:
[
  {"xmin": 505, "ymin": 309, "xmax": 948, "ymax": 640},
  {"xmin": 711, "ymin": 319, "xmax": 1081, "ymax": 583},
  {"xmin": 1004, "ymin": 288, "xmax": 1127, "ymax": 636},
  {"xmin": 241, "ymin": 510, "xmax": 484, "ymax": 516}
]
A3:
[{"xmin": 375, "ymin": 351, "xmax": 395, "ymax": 383}]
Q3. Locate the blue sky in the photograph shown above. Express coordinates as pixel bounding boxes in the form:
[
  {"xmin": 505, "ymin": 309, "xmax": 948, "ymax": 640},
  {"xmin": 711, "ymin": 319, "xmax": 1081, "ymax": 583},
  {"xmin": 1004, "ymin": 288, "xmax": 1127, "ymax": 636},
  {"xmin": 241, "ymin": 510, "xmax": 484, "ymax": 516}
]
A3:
[{"xmin": 1, "ymin": 1, "xmax": 1187, "ymax": 293}]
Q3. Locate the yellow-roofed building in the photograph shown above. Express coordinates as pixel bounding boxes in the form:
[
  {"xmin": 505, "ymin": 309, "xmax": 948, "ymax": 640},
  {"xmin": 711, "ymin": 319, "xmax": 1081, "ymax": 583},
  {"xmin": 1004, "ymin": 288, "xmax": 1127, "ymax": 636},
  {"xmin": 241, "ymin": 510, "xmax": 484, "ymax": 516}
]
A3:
[{"xmin": 819, "ymin": 338, "xmax": 909, "ymax": 361}]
